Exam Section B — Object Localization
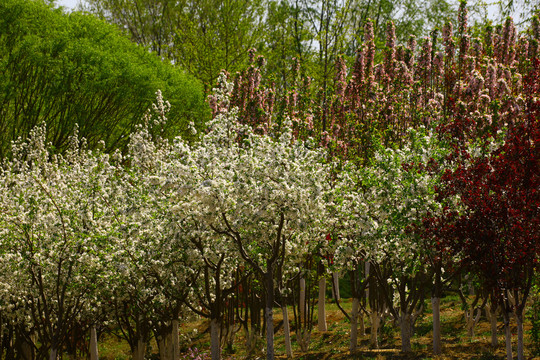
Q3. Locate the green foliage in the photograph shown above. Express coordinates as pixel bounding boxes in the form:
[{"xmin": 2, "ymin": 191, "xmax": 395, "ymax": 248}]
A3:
[
  {"xmin": 259, "ymin": 1, "xmax": 309, "ymax": 87},
  {"xmin": 0, "ymin": 0, "xmax": 207, "ymax": 158},
  {"xmin": 85, "ymin": 0, "xmax": 459, "ymax": 93},
  {"xmin": 255, "ymin": 0, "xmax": 456, "ymax": 95},
  {"xmin": 172, "ymin": 0, "xmax": 266, "ymax": 90}
]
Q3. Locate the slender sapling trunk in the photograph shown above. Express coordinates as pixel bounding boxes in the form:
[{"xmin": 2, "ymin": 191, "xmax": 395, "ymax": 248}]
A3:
[
  {"xmin": 172, "ymin": 319, "xmax": 179, "ymax": 360},
  {"xmin": 299, "ymin": 276, "xmax": 306, "ymax": 321},
  {"xmin": 265, "ymin": 270, "xmax": 275, "ymax": 360},
  {"xmin": 369, "ymin": 310, "xmax": 380, "ymax": 348},
  {"xmin": 400, "ymin": 312, "xmax": 412, "ymax": 352},
  {"xmin": 210, "ymin": 318, "xmax": 221, "ymax": 360},
  {"xmin": 350, "ymin": 297, "xmax": 359, "ymax": 353},
  {"xmin": 432, "ymin": 297, "xmax": 442, "ymax": 355},
  {"xmin": 516, "ymin": 309, "xmax": 524, "ymax": 360},
  {"xmin": 282, "ymin": 305, "xmax": 293, "ymax": 358},
  {"xmin": 486, "ymin": 303, "xmax": 499, "ymax": 347},
  {"xmin": 332, "ymin": 272, "xmax": 340, "ymax": 300},
  {"xmin": 132, "ymin": 337, "xmax": 146, "ymax": 360},
  {"xmin": 503, "ymin": 310, "xmax": 513, "ymax": 360},
  {"xmin": 49, "ymin": 347, "xmax": 58, "ymax": 360},
  {"xmin": 432, "ymin": 268, "xmax": 443, "ymax": 355},
  {"xmin": 90, "ymin": 326, "xmax": 99, "ymax": 360},
  {"xmin": 359, "ymin": 312, "xmax": 366, "ymax": 336},
  {"xmin": 318, "ymin": 276, "xmax": 327, "ymax": 331}
]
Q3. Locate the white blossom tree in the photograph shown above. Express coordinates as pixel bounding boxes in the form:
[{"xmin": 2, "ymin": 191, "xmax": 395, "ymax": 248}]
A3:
[
  {"xmin": 331, "ymin": 128, "xmax": 449, "ymax": 353},
  {"xmin": 0, "ymin": 125, "xmax": 120, "ymax": 359},
  {"xmin": 196, "ymin": 74, "xmax": 328, "ymax": 360},
  {"xmin": 104, "ymin": 92, "xmax": 201, "ymax": 360}
]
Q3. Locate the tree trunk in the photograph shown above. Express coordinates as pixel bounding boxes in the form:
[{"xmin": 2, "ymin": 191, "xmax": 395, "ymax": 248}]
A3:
[
  {"xmin": 282, "ymin": 306, "xmax": 293, "ymax": 358},
  {"xmin": 49, "ymin": 347, "xmax": 58, "ymax": 360},
  {"xmin": 156, "ymin": 334, "xmax": 172, "ymax": 360},
  {"xmin": 318, "ymin": 276, "xmax": 327, "ymax": 332},
  {"xmin": 297, "ymin": 329, "xmax": 311, "ymax": 352},
  {"xmin": 359, "ymin": 313, "xmax": 365, "ymax": 336},
  {"xmin": 487, "ymin": 304, "xmax": 498, "ymax": 347},
  {"xmin": 516, "ymin": 311, "xmax": 524, "ymax": 360},
  {"xmin": 132, "ymin": 337, "xmax": 146, "ymax": 360},
  {"xmin": 432, "ymin": 297, "xmax": 442, "ymax": 355},
  {"xmin": 466, "ymin": 307, "xmax": 482, "ymax": 339},
  {"xmin": 369, "ymin": 310, "xmax": 380, "ymax": 348},
  {"xmin": 504, "ymin": 311, "xmax": 513, "ymax": 360},
  {"xmin": 365, "ymin": 262, "xmax": 370, "ymax": 302},
  {"xmin": 210, "ymin": 318, "xmax": 221, "ymax": 360},
  {"xmin": 90, "ymin": 326, "xmax": 99, "ymax": 360},
  {"xmin": 468, "ymin": 276, "xmax": 475, "ymax": 295},
  {"xmin": 400, "ymin": 312, "xmax": 412, "ymax": 352},
  {"xmin": 332, "ymin": 272, "xmax": 340, "ymax": 300},
  {"xmin": 20, "ymin": 336, "xmax": 33, "ymax": 360},
  {"xmin": 299, "ymin": 276, "xmax": 306, "ymax": 321},
  {"xmin": 265, "ymin": 271, "xmax": 275, "ymax": 360},
  {"xmin": 172, "ymin": 319, "xmax": 180, "ymax": 360},
  {"xmin": 350, "ymin": 297, "xmax": 359, "ymax": 353},
  {"xmin": 245, "ymin": 329, "xmax": 258, "ymax": 355},
  {"xmin": 158, "ymin": 336, "xmax": 168, "ymax": 360}
]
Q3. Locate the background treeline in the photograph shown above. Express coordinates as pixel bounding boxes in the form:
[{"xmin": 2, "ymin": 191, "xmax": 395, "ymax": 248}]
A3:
[
  {"xmin": 2, "ymin": 0, "xmax": 538, "ymax": 158},
  {"xmin": 84, "ymin": 0, "xmax": 538, "ymax": 91},
  {"xmin": 86, "ymin": 0, "xmax": 456, "ymax": 90}
]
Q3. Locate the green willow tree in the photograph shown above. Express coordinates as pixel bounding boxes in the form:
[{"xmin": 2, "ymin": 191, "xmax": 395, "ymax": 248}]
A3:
[{"xmin": 0, "ymin": 0, "xmax": 207, "ymax": 158}]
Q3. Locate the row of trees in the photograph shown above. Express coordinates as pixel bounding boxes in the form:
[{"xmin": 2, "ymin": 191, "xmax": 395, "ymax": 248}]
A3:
[
  {"xmin": 0, "ymin": 2, "xmax": 538, "ymax": 360},
  {"xmin": 81, "ymin": 0, "xmax": 450, "ymax": 89},
  {"xmin": 0, "ymin": 64, "xmax": 537, "ymax": 360},
  {"xmin": 218, "ymin": 4, "xmax": 539, "ymax": 357}
]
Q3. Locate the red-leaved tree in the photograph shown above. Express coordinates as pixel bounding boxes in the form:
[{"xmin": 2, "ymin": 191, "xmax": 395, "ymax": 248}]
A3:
[{"xmin": 433, "ymin": 58, "xmax": 539, "ymax": 360}]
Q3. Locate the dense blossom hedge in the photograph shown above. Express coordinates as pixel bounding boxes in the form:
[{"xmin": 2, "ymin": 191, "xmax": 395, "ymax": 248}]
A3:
[{"xmin": 0, "ymin": 4, "xmax": 538, "ymax": 360}]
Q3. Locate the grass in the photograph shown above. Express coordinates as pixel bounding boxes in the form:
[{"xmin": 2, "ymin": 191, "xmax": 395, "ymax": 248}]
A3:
[
  {"xmin": 98, "ymin": 297, "xmax": 539, "ymax": 359},
  {"xmin": 98, "ymin": 333, "xmax": 131, "ymax": 360}
]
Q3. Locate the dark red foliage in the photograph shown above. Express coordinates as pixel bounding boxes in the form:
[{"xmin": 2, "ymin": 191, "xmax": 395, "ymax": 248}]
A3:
[{"xmin": 433, "ymin": 57, "xmax": 539, "ymax": 300}]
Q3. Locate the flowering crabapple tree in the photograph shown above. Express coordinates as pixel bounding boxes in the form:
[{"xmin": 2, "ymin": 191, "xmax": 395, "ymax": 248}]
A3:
[
  {"xmin": 340, "ymin": 128, "xmax": 449, "ymax": 353},
  {"xmin": 105, "ymin": 92, "xmax": 201, "ymax": 360},
  {"xmin": 183, "ymin": 230, "xmax": 245, "ymax": 360},
  {"xmin": 200, "ymin": 73, "xmax": 327, "ymax": 360},
  {"xmin": 161, "ymin": 132, "xmax": 248, "ymax": 360},
  {"xmin": 325, "ymin": 181, "xmax": 373, "ymax": 352},
  {"xmin": 0, "ymin": 125, "xmax": 121, "ymax": 359},
  {"xmin": 420, "ymin": 128, "xmax": 510, "ymax": 351}
]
